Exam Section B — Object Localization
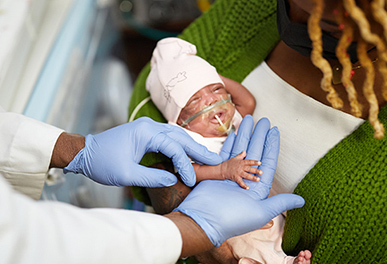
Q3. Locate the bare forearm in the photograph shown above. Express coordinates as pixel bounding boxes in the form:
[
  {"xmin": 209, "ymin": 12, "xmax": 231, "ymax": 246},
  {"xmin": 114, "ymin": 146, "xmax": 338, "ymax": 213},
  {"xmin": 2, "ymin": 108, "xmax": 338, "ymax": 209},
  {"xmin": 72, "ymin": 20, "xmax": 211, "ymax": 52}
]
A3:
[
  {"xmin": 165, "ymin": 211, "xmax": 213, "ymax": 258},
  {"xmin": 50, "ymin": 132, "xmax": 85, "ymax": 169}
]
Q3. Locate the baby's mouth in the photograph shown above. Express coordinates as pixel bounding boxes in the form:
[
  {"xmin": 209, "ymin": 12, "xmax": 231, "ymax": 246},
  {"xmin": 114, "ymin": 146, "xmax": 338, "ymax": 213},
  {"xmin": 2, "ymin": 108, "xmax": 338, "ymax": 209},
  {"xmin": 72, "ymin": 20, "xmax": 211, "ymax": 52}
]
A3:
[
  {"xmin": 210, "ymin": 110, "xmax": 228, "ymax": 124},
  {"xmin": 209, "ymin": 109, "xmax": 234, "ymax": 136}
]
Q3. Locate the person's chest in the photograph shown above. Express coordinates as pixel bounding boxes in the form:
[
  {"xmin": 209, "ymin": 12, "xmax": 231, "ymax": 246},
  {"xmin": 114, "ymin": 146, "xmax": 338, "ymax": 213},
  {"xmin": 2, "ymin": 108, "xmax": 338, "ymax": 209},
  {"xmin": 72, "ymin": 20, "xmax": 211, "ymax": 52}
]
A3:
[{"xmin": 242, "ymin": 60, "xmax": 363, "ymax": 195}]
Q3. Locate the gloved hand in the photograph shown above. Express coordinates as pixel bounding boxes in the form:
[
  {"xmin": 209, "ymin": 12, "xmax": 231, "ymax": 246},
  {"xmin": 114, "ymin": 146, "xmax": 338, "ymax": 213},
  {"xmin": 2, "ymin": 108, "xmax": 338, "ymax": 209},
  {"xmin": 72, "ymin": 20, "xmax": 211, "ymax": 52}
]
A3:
[
  {"xmin": 64, "ymin": 117, "xmax": 222, "ymax": 187},
  {"xmin": 175, "ymin": 115, "xmax": 305, "ymax": 247}
]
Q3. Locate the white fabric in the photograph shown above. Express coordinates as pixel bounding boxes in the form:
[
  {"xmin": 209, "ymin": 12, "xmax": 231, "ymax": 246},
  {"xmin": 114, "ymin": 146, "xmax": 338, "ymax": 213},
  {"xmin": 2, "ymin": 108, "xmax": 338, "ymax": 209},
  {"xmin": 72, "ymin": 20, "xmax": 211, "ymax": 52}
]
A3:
[
  {"xmin": 146, "ymin": 37, "xmax": 224, "ymax": 123},
  {"xmin": 0, "ymin": 0, "xmax": 30, "ymax": 84},
  {"xmin": 170, "ymin": 123, "xmax": 227, "ymax": 154},
  {"xmin": 0, "ymin": 106, "xmax": 63, "ymax": 200},
  {"xmin": 0, "ymin": 176, "xmax": 182, "ymax": 264},
  {"xmin": 243, "ymin": 61, "xmax": 364, "ymax": 196},
  {"xmin": 168, "ymin": 110, "xmax": 243, "ymax": 154},
  {"xmin": 0, "ymin": 107, "xmax": 182, "ymax": 263},
  {"xmin": 227, "ymin": 61, "xmax": 364, "ymax": 263}
]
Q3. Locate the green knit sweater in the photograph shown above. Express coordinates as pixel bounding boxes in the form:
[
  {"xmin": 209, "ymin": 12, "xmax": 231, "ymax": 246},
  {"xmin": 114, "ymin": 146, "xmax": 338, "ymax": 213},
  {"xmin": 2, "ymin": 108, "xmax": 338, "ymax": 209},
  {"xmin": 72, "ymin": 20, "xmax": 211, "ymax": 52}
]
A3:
[
  {"xmin": 128, "ymin": 0, "xmax": 387, "ymax": 263},
  {"xmin": 282, "ymin": 106, "xmax": 387, "ymax": 263}
]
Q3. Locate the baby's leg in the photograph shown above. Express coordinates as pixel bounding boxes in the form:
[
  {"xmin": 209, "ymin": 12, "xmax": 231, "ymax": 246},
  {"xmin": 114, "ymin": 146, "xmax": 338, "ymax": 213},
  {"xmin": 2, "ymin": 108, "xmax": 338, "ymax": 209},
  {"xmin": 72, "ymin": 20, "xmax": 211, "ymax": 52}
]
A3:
[{"xmin": 293, "ymin": 250, "xmax": 312, "ymax": 264}]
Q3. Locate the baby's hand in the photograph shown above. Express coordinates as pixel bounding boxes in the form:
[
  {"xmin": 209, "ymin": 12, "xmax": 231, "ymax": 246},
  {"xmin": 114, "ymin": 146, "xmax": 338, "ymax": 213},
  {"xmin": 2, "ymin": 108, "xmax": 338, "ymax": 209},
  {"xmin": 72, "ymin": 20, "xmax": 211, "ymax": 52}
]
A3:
[{"xmin": 220, "ymin": 151, "xmax": 262, "ymax": 190}]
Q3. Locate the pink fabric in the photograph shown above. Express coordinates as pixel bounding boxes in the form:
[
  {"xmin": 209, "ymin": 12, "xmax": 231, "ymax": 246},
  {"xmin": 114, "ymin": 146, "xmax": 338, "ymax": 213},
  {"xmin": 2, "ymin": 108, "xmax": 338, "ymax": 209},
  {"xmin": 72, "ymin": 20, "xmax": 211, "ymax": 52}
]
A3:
[
  {"xmin": 146, "ymin": 38, "xmax": 224, "ymax": 123},
  {"xmin": 228, "ymin": 215, "xmax": 295, "ymax": 264}
]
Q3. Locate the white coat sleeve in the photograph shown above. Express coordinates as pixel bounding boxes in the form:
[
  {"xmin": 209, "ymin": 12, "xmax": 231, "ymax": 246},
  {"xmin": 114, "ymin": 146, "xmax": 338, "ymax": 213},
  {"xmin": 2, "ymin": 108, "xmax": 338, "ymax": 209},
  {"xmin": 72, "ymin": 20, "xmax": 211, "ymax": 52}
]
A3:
[
  {"xmin": 0, "ymin": 175, "xmax": 182, "ymax": 264},
  {"xmin": 0, "ymin": 106, "xmax": 63, "ymax": 200}
]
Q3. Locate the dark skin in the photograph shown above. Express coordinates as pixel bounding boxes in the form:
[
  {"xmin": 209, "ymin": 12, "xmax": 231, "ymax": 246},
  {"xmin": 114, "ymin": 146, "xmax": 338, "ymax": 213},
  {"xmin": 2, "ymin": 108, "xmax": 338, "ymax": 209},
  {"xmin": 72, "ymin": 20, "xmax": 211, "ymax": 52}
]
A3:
[
  {"xmin": 266, "ymin": 41, "xmax": 384, "ymax": 119},
  {"xmin": 148, "ymin": 0, "xmax": 387, "ymax": 263},
  {"xmin": 49, "ymin": 132, "xmax": 85, "ymax": 169},
  {"xmin": 147, "ymin": 162, "xmax": 191, "ymax": 214},
  {"xmin": 272, "ymin": 0, "xmax": 386, "ymax": 119}
]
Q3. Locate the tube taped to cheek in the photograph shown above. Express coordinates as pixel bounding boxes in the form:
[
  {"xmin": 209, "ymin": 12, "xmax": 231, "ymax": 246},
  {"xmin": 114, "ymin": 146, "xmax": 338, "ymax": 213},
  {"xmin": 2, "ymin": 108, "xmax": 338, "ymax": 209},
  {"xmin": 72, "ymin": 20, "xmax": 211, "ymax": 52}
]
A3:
[{"xmin": 181, "ymin": 96, "xmax": 235, "ymax": 135}]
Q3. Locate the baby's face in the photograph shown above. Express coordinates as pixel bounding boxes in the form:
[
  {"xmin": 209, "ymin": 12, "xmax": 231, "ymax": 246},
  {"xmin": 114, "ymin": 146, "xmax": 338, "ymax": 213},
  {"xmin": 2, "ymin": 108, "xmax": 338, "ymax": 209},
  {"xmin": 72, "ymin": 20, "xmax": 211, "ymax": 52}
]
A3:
[{"xmin": 177, "ymin": 83, "xmax": 235, "ymax": 137}]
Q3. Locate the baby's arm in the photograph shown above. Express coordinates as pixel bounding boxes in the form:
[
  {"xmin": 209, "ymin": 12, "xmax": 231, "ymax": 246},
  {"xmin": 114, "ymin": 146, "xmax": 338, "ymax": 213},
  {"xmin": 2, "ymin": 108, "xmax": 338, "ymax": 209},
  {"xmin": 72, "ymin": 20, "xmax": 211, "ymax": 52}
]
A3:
[
  {"xmin": 219, "ymin": 75, "xmax": 256, "ymax": 116},
  {"xmin": 193, "ymin": 151, "xmax": 262, "ymax": 190}
]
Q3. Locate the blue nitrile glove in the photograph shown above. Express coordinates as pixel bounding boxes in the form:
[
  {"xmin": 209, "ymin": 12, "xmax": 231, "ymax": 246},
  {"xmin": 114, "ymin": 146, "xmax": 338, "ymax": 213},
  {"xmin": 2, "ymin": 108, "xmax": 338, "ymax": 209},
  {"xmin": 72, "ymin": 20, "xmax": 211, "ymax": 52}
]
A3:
[
  {"xmin": 175, "ymin": 116, "xmax": 305, "ymax": 247},
  {"xmin": 64, "ymin": 117, "xmax": 223, "ymax": 187}
]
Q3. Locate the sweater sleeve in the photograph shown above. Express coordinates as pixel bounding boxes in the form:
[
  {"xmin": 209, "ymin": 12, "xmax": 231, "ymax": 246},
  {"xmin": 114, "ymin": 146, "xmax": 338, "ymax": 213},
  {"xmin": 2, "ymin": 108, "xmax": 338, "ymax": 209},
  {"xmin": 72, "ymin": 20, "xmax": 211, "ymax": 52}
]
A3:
[{"xmin": 0, "ymin": 107, "xmax": 63, "ymax": 200}]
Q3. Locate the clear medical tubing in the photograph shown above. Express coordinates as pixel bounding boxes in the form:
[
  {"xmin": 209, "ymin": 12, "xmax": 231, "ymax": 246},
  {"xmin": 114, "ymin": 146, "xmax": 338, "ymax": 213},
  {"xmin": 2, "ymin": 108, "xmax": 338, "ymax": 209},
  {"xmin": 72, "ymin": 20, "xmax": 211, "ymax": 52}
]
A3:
[{"xmin": 180, "ymin": 96, "xmax": 235, "ymax": 135}]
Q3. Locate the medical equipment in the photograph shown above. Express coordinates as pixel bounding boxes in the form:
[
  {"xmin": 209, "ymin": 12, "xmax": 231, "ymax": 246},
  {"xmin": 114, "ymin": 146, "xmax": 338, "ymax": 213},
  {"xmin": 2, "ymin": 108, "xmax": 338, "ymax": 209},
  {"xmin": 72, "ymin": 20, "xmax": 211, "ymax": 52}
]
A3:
[{"xmin": 180, "ymin": 95, "xmax": 236, "ymax": 135}]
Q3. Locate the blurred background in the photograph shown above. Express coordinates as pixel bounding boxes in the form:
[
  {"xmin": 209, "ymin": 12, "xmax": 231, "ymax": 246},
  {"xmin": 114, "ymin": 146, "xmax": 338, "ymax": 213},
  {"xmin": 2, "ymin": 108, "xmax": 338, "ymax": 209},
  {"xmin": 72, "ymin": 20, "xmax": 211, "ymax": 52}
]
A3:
[{"xmin": 0, "ymin": 0, "xmax": 213, "ymax": 211}]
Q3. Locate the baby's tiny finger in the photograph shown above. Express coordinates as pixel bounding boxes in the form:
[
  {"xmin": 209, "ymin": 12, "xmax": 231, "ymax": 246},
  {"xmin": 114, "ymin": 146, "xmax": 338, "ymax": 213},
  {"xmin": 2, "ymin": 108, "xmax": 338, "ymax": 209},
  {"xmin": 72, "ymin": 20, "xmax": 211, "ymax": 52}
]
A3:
[
  {"xmin": 242, "ymin": 172, "xmax": 261, "ymax": 182},
  {"xmin": 236, "ymin": 150, "xmax": 247, "ymax": 159},
  {"xmin": 245, "ymin": 166, "xmax": 263, "ymax": 175},
  {"xmin": 237, "ymin": 178, "xmax": 250, "ymax": 190},
  {"xmin": 243, "ymin": 159, "xmax": 261, "ymax": 166}
]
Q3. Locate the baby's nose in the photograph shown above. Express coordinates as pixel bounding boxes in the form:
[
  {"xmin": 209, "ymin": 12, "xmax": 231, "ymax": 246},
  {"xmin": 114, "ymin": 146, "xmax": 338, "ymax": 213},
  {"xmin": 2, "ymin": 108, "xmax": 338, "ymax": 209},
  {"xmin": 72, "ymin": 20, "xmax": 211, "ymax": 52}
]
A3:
[{"xmin": 204, "ymin": 93, "xmax": 220, "ymax": 106}]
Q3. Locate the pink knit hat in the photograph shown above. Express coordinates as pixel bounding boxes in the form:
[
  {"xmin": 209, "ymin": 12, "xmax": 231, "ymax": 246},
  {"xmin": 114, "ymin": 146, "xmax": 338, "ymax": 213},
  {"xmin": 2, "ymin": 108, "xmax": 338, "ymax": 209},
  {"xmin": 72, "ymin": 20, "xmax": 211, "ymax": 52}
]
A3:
[{"xmin": 146, "ymin": 38, "xmax": 224, "ymax": 123}]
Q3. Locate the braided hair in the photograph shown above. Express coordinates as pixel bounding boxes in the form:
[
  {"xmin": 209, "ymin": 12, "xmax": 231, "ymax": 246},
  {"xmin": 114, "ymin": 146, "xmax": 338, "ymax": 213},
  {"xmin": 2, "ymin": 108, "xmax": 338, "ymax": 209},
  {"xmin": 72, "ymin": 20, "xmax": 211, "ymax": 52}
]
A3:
[{"xmin": 308, "ymin": 0, "xmax": 387, "ymax": 138}]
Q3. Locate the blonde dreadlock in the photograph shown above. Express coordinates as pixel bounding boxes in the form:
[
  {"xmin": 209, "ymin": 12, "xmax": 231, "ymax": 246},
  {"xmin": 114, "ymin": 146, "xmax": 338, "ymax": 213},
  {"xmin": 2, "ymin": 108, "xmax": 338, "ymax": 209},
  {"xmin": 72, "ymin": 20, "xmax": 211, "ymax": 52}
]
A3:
[
  {"xmin": 344, "ymin": 0, "xmax": 385, "ymax": 138},
  {"xmin": 335, "ymin": 5, "xmax": 363, "ymax": 117},
  {"xmin": 308, "ymin": 0, "xmax": 344, "ymax": 109},
  {"xmin": 309, "ymin": 0, "xmax": 387, "ymax": 138},
  {"xmin": 370, "ymin": 0, "xmax": 387, "ymax": 100}
]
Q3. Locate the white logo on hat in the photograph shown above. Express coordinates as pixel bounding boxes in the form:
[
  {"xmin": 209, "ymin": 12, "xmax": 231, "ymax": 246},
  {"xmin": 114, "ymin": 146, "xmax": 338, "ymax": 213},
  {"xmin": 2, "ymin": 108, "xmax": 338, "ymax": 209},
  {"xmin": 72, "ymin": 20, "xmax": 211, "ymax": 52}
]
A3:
[{"xmin": 164, "ymin": 71, "xmax": 187, "ymax": 102}]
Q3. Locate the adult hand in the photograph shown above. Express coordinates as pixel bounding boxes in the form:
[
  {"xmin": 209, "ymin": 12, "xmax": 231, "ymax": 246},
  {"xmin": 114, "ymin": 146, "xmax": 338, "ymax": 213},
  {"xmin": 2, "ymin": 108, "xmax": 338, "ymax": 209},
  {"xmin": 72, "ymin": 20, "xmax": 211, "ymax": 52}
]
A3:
[
  {"xmin": 175, "ymin": 115, "xmax": 305, "ymax": 247},
  {"xmin": 64, "ymin": 117, "xmax": 222, "ymax": 187}
]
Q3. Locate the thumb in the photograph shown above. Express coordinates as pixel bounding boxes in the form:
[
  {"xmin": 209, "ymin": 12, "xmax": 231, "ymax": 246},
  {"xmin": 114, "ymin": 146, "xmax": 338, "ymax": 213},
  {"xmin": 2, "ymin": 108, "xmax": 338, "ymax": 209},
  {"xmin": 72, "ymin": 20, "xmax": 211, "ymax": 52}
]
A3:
[
  {"xmin": 152, "ymin": 133, "xmax": 197, "ymax": 187},
  {"xmin": 260, "ymin": 194, "xmax": 305, "ymax": 217},
  {"xmin": 131, "ymin": 166, "xmax": 178, "ymax": 187}
]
